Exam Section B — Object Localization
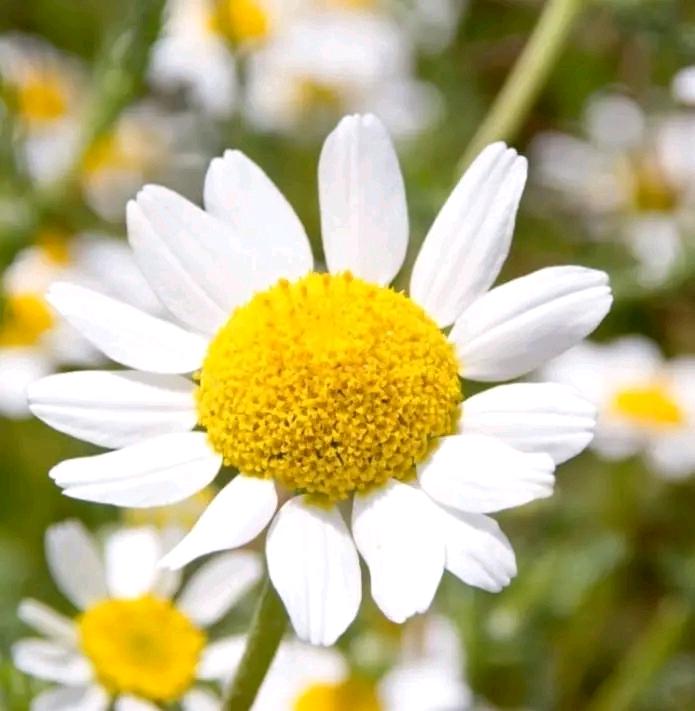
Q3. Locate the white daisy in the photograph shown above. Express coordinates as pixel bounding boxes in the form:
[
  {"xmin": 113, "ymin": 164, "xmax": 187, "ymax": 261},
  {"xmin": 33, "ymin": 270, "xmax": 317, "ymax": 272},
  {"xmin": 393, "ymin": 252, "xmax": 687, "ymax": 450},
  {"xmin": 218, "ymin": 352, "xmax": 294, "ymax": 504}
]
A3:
[
  {"xmin": 0, "ymin": 231, "xmax": 159, "ymax": 418},
  {"xmin": 28, "ymin": 113, "xmax": 610, "ymax": 645},
  {"xmin": 0, "ymin": 33, "xmax": 85, "ymax": 184},
  {"xmin": 531, "ymin": 91, "xmax": 695, "ymax": 284},
  {"xmin": 13, "ymin": 520, "xmax": 260, "ymax": 711},
  {"xmin": 149, "ymin": 0, "xmax": 308, "ymax": 117},
  {"xmin": 542, "ymin": 336, "xmax": 695, "ymax": 480},
  {"xmin": 245, "ymin": 615, "xmax": 471, "ymax": 710},
  {"xmin": 244, "ymin": 10, "xmax": 440, "ymax": 138},
  {"xmin": 78, "ymin": 102, "xmax": 205, "ymax": 222}
]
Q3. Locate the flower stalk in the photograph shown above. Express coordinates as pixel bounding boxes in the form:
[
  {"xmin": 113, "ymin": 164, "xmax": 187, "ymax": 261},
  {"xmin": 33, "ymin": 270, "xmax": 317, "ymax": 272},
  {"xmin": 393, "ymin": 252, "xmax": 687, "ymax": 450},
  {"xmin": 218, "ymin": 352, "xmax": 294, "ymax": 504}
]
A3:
[
  {"xmin": 458, "ymin": 0, "xmax": 587, "ymax": 172},
  {"xmin": 224, "ymin": 576, "xmax": 287, "ymax": 711}
]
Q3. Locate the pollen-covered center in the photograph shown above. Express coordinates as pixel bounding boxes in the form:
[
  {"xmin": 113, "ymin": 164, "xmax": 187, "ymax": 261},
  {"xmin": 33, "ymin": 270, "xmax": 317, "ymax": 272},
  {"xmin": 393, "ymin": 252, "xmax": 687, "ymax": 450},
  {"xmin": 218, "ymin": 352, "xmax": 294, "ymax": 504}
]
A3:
[
  {"xmin": 78, "ymin": 595, "xmax": 205, "ymax": 702},
  {"xmin": 197, "ymin": 272, "xmax": 461, "ymax": 501},
  {"xmin": 611, "ymin": 383, "xmax": 684, "ymax": 428}
]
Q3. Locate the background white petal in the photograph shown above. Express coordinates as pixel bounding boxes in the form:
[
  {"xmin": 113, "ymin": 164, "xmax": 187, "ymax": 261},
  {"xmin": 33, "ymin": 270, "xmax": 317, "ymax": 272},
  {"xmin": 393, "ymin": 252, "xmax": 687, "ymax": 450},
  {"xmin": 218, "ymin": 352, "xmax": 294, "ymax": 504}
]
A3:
[
  {"xmin": 450, "ymin": 266, "xmax": 612, "ymax": 381},
  {"xmin": 49, "ymin": 432, "xmax": 221, "ymax": 508},
  {"xmin": 352, "ymin": 481, "xmax": 445, "ymax": 623},
  {"xmin": 319, "ymin": 113, "xmax": 408, "ymax": 285},
  {"xmin": 204, "ymin": 150, "xmax": 313, "ymax": 281},
  {"xmin": 439, "ymin": 507, "xmax": 517, "ymax": 592},
  {"xmin": 160, "ymin": 475, "xmax": 277, "ymax": 569},
  {"xmin": 462, "ymin": 382, "xmax": 596, "ymax": 463},
  {"xmin": 418, "ymin": 434, "xmax": 555, "ymax": 513},
  {"xmin": 12, "ymin": 639, "xmax": 92, "ymax": 684},
  {"xmin": 182, "ymin": 688, "xmax": 222, "ymax": 711},
  {"xmin": 196, "ymin": 634, "xmax": 247, "ymax": 681},
  {"xmin": 266, "ymin": 496, "xmax": 361, "ymax": 645},
  {"xmin": 380, "ymin": 662, "xmax": 472, "ymax": 711},
  {"xmin": 18, "ymin": 599, "xmax": 78, "ymax": 645},
  {"xmin": 0, "ymin": 348, "xmax": 53, "ymax": 418},
  {"xmin": 410, "ymin": 142, "xmax": 527, "ymax": 327},
  {"xmin": 114, "ymin": 696, "xmax": 160, "ymax": 711},
  {"xmin": 33, "ymin": 685, "xmax": 109, "ymax": 711},
  {"xmin": 46, "ymin": 283, "xmax": 207, "ymax": 374},
  {"xmin": 104, "ymin": 527, "xmax": 166, "ymax": 599},
  {"xmin": 45, "ymin": 520, "xmax": 108, "ymax": 609},
  {"xmin": 29, "ymin": 370, "xmax": 197, "ymax": 449},
  {"xmin": 177, "ymin": 551, "xmax": 262, "ymax": 627}
]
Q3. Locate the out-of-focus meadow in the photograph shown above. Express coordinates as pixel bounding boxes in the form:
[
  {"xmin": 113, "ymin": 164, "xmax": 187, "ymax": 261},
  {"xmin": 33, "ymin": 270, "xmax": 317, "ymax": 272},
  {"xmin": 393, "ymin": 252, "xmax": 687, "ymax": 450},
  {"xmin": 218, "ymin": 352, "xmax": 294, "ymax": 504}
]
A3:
[{"xmin": 1, "ymin": 0, "xmax": 695, "ymax": 708}]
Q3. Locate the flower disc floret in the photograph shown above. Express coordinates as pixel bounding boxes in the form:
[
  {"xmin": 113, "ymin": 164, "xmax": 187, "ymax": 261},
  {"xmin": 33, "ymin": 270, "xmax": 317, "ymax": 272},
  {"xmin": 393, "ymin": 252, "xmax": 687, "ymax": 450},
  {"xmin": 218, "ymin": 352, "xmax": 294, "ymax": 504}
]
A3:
[
  {"xmin": 78, "ymin": 595, "xmax": 205, "ymax": 702},
  {"xmin": 197, "ymin": 272, "xmax": 461, "ymax": 501}
]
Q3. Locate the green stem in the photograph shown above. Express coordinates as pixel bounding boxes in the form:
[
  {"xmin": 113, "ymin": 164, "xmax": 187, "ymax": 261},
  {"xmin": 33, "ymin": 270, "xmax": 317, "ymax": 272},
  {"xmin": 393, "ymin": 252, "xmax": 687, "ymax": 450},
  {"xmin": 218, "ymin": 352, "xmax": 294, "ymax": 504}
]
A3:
[
  {"xmin": 585, "ymin": 599, "xmax": 689, "ymax": 711},
  {"xmin": 458, "ymin": 0, "xmax": 587, "ymax": 172},
  {"xmin": 224, "ymin": 577, "xmax": 288, "ymax": 711}
]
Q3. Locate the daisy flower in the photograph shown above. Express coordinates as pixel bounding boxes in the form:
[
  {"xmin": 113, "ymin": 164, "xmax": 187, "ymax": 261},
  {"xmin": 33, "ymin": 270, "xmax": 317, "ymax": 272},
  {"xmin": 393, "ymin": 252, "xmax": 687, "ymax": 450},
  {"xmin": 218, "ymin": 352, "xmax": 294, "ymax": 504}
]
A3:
[
  {"xmin": 149, "ymin": 0, "xmax": 309, "ymax": 118},
  {"xmin": 78, "ymin": 102, "xmax": 204, "ymax": 223},
  {"xmin": 0, "ymin": 33, "xmax": 85, "ymax": 184},
  {"xmin": 244, "ymin": 11, "xmax": 439, "ymax": 138},
  {"xmin": 531, "ymin": 92, "xmax": 695, "ymax": 284},
  {"xmin": 0, "ymin": 230, "xmax": 159, "ymax": 418},
  {"xmin": 242, "ymin": 615, "xmax": 471, "ymax": 710},
  {"xmin": 542, "ymin": 337, "xmax": 695, "ymax": 479},
  {"xmin": 13, "ymin": 520, "xmax": 261, "ymax": 711},
  {"xmin": 28, "ymin": 113, "xmax": 610, "ymax": 645}
]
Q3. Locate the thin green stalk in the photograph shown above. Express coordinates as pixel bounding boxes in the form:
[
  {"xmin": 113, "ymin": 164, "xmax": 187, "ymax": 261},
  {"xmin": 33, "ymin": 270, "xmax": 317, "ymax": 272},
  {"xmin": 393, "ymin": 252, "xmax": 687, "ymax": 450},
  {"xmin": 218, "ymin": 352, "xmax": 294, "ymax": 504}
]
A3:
[
  {"xmin": 458, "ymin": 0, "xmax": 587, "ymax": 172},
  {"xmin": 585, "ymin": 599, "xmax": 689, "ymax": 711},
  {"xmin": 224, "ymin": 577, "xmax": 287, "ymax": 711}
]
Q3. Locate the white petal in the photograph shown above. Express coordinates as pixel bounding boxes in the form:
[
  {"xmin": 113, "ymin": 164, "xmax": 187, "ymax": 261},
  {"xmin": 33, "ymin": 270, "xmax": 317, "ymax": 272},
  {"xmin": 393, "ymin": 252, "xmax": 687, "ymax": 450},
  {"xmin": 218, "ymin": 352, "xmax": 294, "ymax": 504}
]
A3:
[
  {"xmin": 46, "ymin": 283, "xmax": 207, "ymax": 374},
  {"xmin": 319, "ymin": 114, "xmax": 408, "ymax": 285},
  {"xmin": 0, "ymin": 348, "xmax": 52, "ymax": 418},
  {"xmin": 12, "ymin": 639, "xmax": 91, "ymax": 684},
  {"xmin": 462, "ymin": 382, "xmax": 596, "ymax": 463},
  {"xmin": 418, "ymin": 434, "xmax": 555, "ymax": 513},
  {"xmin": 18, "ymin": 599, "xmax": 77, "ymax": 645},
  {"xmin": 114, "ymin": 697, "xmax": 160, "ymax": 711},
  {"xmin": 673, "ymin": 65, "xmax": 695, "ymax": 104},
  {"xmin": 204, "ymin": 150, "xmax": 313, "ymax": 281},
  {"xmin": 410, "ymin": 143, "xmax": 527, "ymax": 327},
  {"xmin": 450, "ymin": 266, "xmax": 612, "ymax": 381},
  {"xmin": 33, "ymin": 685, "xmax": 109, "ymax": 711},
  {"xmin": 49, "ymin": 432, "xmax": 221, "ymax": 508},
  {"xmin": 439, "ymin": 507, "xmax": 517, "ymax": 592},
  {"xmin": 182, "ymin": 688, "xmax": 222, "ymax": 711},
  {"xmin": 197, "ymin": 634, "xmax": 247, "ymax": 681},
  {"xmin": 380, "ymin": 663, "xmax": 472, "ymax": 711},
  {"xmin": 352, "ymin": 481, "xmax": 445, "ymax": 623},
  {"xmin": 266, "ymin": 497, "xmax": 361, "ymax": 645},
  {"xmin": 45, "ymin": 520, "xmax": 108, "ymax": 609},
  {"xmin": 160, "ymin": 475, "xmax": 277, "ymax": 569},
  {"xmin": 128, "ymin": 186, "xmax": 275, "ymax": 335},
  {"xmin": 177, "ymin": 551, "xmax": 263, "ymax": 627},
  {"xmin": 104, "ymin": 527, "xmax": 165, "ymax": 598},
  {"xmin": 28, "ymin": 370, "xmax": 197, "ymax": 449}
]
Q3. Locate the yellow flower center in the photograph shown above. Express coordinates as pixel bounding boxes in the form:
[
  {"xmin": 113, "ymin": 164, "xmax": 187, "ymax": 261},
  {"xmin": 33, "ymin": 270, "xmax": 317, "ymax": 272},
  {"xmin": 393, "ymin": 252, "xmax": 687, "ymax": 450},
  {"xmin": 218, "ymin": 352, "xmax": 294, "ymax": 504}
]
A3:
[
  {"xmin": 78, "ymin": 595, "xmax": 205, "ymax": 703},
  {"xmin": 294, "ymin": 679, "xmax": 382, "ymax": 711},
  {"xmin": 14, "ymin": 70, "xmax": 68, "ymax": 124},
  {"xmin": 209, "ymin": 0, "xmax": 270, "ymax": 43},
  {"xmin": 36, "ymin": 228, "xmax": 72, "ymax": 265},
  {"xmin": 197, "ymin": 272, "xmax": 461, "ymax": 502},
  {"xmin": 627, "ymin": 156, "xmax": 679, "ymax": 213},
  {"xmin": 0, "ymin": 293, "xmax": 55, "ymax": 347},
  {"xmin": 81, "ymin": 132, "xmax": 140, "ymax": 177},
  {"xmin": 611, "ymin": 383, "xmax": 684, "ymax": 428},
  {"xmin": 295, "ymin": 79, "xmax": 344, "ymax": 115}
]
